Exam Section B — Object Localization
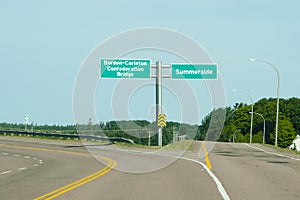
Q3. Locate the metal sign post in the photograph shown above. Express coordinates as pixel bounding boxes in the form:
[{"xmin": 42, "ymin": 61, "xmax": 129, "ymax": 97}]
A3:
[
  {"xmin": 99, "ymin": 58, "xmax": 217, "ymax": 147},
  {"xmin": 156, "ymin": 61, "xmax": 163, "ymax": 147}
]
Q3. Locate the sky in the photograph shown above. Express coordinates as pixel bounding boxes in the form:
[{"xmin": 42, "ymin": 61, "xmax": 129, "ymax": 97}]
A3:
[{"xmin": 0, "ymin": 0, "xmax": 299, "ymax": 125}]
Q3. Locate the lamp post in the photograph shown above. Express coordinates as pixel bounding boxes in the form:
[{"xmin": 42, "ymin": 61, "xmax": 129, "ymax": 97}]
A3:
[
  {"xmin": 232, "ymin": 89, "xmax": 254, "ymax": 144},
  {"xmin": 232, "ymin": 129, "xmax": 241, "ymax": 143},
  {"xmin": 250, "ymin": 58, "xmax": 280, "ymax": 147},
  {"xmin": 250, "ymin": 112, "xmax": 266, "ymax": 144}
]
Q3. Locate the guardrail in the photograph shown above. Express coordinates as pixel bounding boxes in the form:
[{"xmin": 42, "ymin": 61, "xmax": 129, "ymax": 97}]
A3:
[{"xmin": 0, "ymin": 130, "xmax": 135, "ymax": 144}]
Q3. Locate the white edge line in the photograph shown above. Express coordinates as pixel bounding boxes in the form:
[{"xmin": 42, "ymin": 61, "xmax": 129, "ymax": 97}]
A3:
[
  {"xmin": 92, "ymin": 146, "xmax": 231, "ymax": 200},
  {"xmin": 180, "ymin": 157, "xmax": 231, "ymax": 200},
  {"xmin": 245, "ymin": 144, "xmax": 300, "ymax": 161},
  {"xmin": 1, "ymin": 171, "xmax": 11, "ymax": 175},
  {"xmin": 1, "ymin": 137, "xmax": 230, "ymax": 199},
  {"xmin": 157, "ymin": 153, "xmax": 231, "ymax": 200}
]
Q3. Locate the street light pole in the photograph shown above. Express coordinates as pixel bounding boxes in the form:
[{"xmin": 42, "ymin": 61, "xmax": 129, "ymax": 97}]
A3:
[
  {"xmin": 233, "ymin": 89, "xmax": 254, "ymax": 144},
  {"xmin": 250, "ymin": 112, "xmax": 266, "ymax": 144},
  {"xmin": 232, "ymin": 129, "xmax": 241, "ymax": 143},
  {"xmin": 250, "ymin": 58, "xmax": 280, "ymax": 147}
]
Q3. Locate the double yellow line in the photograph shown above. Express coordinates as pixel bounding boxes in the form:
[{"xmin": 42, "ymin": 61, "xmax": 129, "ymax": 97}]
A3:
[
  {"xmin": 35, "ymin": 158, "xmax": 116, "ymax": 200},
  {"xmin": 0, "ymin": 143, "xmax": 117, "ymax": 199}
]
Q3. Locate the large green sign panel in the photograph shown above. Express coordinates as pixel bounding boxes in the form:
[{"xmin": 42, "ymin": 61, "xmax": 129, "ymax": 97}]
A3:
[
  {"xmin": 171, "ymin": 63, "xmax": 217, "ymax": 79},
  {"xmin": 100, "ymin": 59, "xmax": 151, "ymax": 79}
]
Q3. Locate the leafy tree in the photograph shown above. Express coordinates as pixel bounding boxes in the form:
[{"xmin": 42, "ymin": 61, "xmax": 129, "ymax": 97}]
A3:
[
  {"xmin": 219, "ymin": 124, "xmax": 237, "ymax": 142},
  {"xmin": 252, "ymin": 131, "xmax": 263, "ymax": 143},
  {"xmin": 196, "ymin": 112, "xmax": 211, "ymax": 140},
  {"xmin": 281, "ymin": 98, "xmax": 300, "ymax": 135},
  {"xmin": 87, "ymin": 118, "xmax": 93, "ymax": 133},
  {"xmin": 234, "ymin": 105, "xmax": 252, "ymax": 134},
  {"xmin": 205, "ymin": 108, "xmax": 226, "ymax": 141},
  {"xmin": 269, "ymin": 118, "xmax": 296, "ymax": 148},
  {"xmin": 1, "ymin": 97, "xmax": 300, "ymax": 147},
  {"xmin": 235, "ymin": 132, "xmax": 247, "ymax": 143}
]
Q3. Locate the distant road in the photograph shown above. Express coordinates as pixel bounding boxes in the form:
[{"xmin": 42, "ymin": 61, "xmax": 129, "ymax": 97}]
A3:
[{"xmin": 1, "ymin": 137, "xmax": 300, "ymax": 200}]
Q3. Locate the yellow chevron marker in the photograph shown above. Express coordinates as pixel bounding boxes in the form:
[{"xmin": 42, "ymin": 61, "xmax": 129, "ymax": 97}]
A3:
[{"xmin": 158, "ymin": 114, "xmax": 167, "ymax": 127}]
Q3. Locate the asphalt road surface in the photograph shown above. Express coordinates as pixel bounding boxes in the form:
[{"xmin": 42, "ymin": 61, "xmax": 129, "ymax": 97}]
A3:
[
  {"xmin": 210, "ymin": 142, "xmax": 300, "ymax": 200},
  {"xmin": 1, "ymin": 136, "xmax": 300, "ymax": 200}
]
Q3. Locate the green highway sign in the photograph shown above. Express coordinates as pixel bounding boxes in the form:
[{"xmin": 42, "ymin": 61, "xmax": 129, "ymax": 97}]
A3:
[
  {"xmin": 100, "ymin": 59, "xmax": 151, "ymax": 79},
  {"xmin": 171, "ymin": 63, "xmax": 218, "ymax": 79}
]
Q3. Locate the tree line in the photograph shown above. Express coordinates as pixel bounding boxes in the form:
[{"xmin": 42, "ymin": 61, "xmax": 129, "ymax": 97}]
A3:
[
  {"xmin": 197, "ymin": 97, "xmax": 300, "ymax": 148},
  {"xmin": 0, "ymin": 97, "xmax": 299, "ymax": 148}
]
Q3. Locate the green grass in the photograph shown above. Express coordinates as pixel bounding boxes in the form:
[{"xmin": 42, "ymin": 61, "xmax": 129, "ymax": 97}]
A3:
[
  {"xmin": 163, "ymin": 140, "xmax": 194, "ymax": 150},
  {"xmin": 114, "ymin": 140, "xmax": 194, "ymax": 150},
  {"xmin": 113, "ymin": 142, "xmax": 161, "ymax": 149}
]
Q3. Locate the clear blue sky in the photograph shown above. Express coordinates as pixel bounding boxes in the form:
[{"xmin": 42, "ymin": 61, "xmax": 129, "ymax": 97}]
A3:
[{"xmin": 0, "ymin": 0, "xmax": 299, "ymax": 125}]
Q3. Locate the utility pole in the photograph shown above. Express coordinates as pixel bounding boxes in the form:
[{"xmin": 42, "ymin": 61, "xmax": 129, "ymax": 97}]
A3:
[
  {"xmin": 31, "ymin": 122, "xmax": 34, "ymax": 132},
  {"xmin": 173, "ymin": 127, "xmax": 178, "ymax": 143},
  {"xmin": 148, "ymin": 129, "xmax": 151, "ymax": 146}
]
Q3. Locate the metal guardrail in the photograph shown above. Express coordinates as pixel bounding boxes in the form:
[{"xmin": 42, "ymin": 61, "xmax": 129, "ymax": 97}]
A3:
[{"xmin": 0, "ymin": 130, "xmax": 135, "ymax": 144}]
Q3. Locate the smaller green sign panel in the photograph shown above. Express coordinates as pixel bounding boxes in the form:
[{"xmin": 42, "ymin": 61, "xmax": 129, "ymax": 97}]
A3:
[
  {"xmin": 171, "ymin": 63, "xmax": 218, "ymax": 79},
  {"xmin": 100, "ymin": 59, "xmax": 151, "ymax": 79}
]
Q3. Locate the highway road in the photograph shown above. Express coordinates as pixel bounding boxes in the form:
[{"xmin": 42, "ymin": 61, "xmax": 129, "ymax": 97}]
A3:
[
  {"xmin": 210, "ymin": 142, "xmax": 300, "ymax": 200},
  {"xmin": 1, "ymin": 136, "xmax": 300, "ymax": 200}
]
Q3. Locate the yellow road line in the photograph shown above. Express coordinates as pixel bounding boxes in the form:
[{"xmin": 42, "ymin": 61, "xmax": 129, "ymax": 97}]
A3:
[
  {"xmin": 201, "ymin": 142, "xmax": 212, "ymax": 170},
  {"xmin": 35, "ymin": 160, "xmax": 116, "ymax": 200},
  {"xmin": 34, "ymin": 166, "xmax": 110, "ymax": 200},
  {"xmin": 0, "ymin": 143, "xmax": 117, "ymax": 199}
]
